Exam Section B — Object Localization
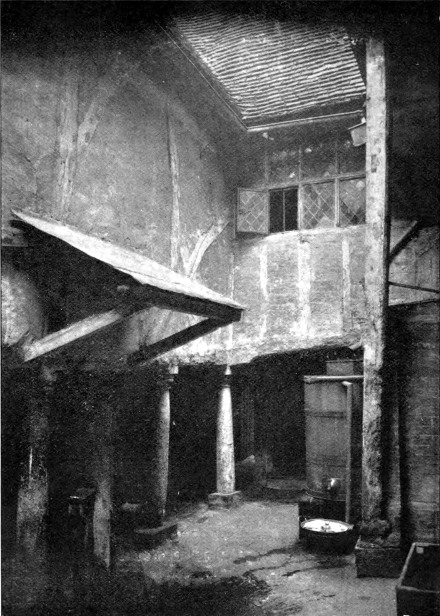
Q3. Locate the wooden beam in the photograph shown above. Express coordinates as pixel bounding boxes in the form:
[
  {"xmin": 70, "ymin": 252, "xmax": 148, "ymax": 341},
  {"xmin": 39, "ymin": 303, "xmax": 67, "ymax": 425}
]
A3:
[
  {"xmin": 128, "ymin": 318, "xmax": 224, "ymax": 367},
  {"xmin": 22, "ymin": 308, "xmax": 132, "ymax": 363},
  {"xmin": 303, "ymin": 375, "xmax": 364, "ymax": 384},
  {"xmin": 388, "ymin": 281, "xmax": 439, "ymax": 294},
  {"xmin": 21, "ymin": 289, "xmax": 241, "ymax": 365},
  {"xmin": 388, "ymin": 221, "xmax": 423, "ymax": 263},
  {"xmin": 362, "ymin": 37, "xmax": 389, "ymax": 524},
  {"xmin": 54, "ymin": 57, "xmax": 79, "ymax": 220},
  {"xmin": 167, "ymin": 113, "xmax": 181, "ymax": 271}
]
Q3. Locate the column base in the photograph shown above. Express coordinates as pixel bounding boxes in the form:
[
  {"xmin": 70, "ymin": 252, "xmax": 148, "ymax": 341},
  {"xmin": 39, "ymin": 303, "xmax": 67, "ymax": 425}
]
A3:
[
  {"xmin": 133, "ymin": 522, "xmax": 178, "ymax": 549},
  {"xmin": 355, "ymin": 537, "xmax": 405, "ymax": 578},
  {"xmin": 208, "ymin": 491, "xmax": 242, "ymax": 510}
]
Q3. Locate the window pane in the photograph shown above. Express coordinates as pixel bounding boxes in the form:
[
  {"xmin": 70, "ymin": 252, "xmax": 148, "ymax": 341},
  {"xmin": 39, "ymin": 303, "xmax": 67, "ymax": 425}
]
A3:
[
  {"xmin": 269, "ymin": 190, "xmax": 284, "ymax": 233},
  {"xmin": 339, "ymin": 178, "xmax": 366, "ymax": 226},
  {"xmin": 237, "ymin": 189, "xmax": 269, "ymax": 234},
  {"xmin": 284, "ymin": 188, "xmax": 298, "ymax": 231},
  {"xmin": 338, "ymin": 138, "xmax": 365, "ymax": 174},
  {"xmin": 301, "ymin": 182, "xmax": 335, "ymax": 229}
]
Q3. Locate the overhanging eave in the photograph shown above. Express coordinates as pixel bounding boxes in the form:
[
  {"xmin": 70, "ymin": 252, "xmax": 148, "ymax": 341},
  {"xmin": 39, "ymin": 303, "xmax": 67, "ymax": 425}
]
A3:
[{"xmin": 12, "ymin": 210, "xmax": 243, "ymax": 364}]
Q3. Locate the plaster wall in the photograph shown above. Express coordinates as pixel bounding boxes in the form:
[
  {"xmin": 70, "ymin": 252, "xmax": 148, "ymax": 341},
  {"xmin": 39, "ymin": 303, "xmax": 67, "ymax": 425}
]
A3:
[
  {"xmin": 231, "ymin": 226, "xmax": 366, "ymax": 363},
  {"xmin": 2, "ymin": 32, "xmax": 235, "ymax": 366}
]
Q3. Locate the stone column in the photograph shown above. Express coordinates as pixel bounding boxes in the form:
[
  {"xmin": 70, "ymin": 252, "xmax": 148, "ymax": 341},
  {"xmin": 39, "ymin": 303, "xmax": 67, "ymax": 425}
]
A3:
[
  {"xmin": 91, "ymin": 388, "xmax": 113, "ymax": 570},
  {"xmin": 208, "ymin": 366, "xmax": 241, "ymax": 509},
  {"xmin": 16, "ymin": 364, "xmax": 56, "ymax": 554},
  {"xmin": 150, "ymin": 366, "xmax": 177, "ymax": 527}
]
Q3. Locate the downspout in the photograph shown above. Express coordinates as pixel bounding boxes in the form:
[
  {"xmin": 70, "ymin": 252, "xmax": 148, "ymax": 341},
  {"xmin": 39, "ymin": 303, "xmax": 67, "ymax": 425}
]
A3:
[{"xmin": 342, "ymin": 380, "xmax": 354, "ymax": 524}]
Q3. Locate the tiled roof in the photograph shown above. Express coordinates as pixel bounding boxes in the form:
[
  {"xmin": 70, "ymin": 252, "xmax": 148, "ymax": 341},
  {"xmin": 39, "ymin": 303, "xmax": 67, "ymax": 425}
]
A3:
[{"xmin": 172, "ymin": 10, "xmax": 365, "ymax": 127}]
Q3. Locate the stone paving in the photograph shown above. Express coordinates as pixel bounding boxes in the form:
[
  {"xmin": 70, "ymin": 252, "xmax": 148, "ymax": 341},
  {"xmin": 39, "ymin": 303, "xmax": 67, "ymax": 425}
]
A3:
[{"xmin": 2, "ymin": 498, "xmax": 398, "ymax": 615}]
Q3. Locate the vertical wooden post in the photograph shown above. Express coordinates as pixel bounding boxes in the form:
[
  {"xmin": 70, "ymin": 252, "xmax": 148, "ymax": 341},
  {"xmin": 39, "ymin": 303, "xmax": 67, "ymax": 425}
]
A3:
[
  {"xmin": 362, "ymin": 37, "xmax": 389, "ymax": 525},
  {"xmin": 150, "ymin": 366, "xmax": 177, "ymax": 527},
  {"xmin": 167, "ymin": 112, "xmax": 181, "ymax": 271},
  {"xmin": 209, "ymin": 366, "xmax": 241, "ymax": 508},
  {"xmin": 54, "ymin": 57, "xmax": 79, "ymax": 221},
  {"xmin": 16, "ymin": 365, "xmax": 55, "ymax": 554}
]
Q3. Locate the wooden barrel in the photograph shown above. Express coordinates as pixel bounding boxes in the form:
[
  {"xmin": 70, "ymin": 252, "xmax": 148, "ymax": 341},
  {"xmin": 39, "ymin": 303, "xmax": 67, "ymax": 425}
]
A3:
[{"xmin": 304, "ymin": 379, "xmax": 362, "ymax": 503}]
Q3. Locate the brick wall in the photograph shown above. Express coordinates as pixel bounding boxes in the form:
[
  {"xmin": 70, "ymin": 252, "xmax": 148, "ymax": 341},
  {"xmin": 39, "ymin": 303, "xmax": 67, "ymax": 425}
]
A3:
[{"xmin": 390, "ymin": 301, "xmax": 440, "ymax": 544}]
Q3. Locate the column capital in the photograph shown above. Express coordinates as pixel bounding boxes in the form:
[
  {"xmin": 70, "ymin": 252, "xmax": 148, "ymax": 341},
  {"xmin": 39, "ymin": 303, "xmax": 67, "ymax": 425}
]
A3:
[
  {"xmin": 158, "ymin": 364, "xmax": 179, "ymax": 390},
  {"xmin": 221, "ymin": 364, "xmax": 232, "ymax": 388}
]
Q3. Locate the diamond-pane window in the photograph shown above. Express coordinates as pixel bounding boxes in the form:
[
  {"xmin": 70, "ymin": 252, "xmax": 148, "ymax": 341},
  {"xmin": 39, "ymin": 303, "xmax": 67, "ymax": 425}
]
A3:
[
  {"xmin": 236, "ymin": 189, "xmax": 269, "ymax": 234},
  {"xmin": 339, "ymin": 179, "xmax": 366, "ymax": 227},
  {"xmin": 301, "ymin": 182, "xmax": 335, "ymax": 229}
]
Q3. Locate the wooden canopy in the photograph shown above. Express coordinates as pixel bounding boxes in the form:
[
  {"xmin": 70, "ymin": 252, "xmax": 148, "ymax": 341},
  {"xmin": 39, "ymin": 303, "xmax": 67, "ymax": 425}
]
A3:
[{"xmin": 13, "ymin": 210, "xmax": 243, "ymax": 365}]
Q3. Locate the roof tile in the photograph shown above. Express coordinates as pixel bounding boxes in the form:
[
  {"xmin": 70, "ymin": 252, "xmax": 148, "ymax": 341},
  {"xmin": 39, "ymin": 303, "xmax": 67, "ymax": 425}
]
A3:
[{"xmin": 173, "ymin": 10, "xmax": 365, "ymax": 126}]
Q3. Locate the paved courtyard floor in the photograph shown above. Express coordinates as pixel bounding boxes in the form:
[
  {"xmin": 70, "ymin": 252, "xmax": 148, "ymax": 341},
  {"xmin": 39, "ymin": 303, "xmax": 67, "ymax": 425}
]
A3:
[{"xmin": 2, "ymin": 497, "xmax": 398, "ymax": 615}]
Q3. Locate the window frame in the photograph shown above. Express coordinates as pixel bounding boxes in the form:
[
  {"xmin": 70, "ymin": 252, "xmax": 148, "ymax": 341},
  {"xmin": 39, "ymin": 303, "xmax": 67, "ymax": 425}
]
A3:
[
  {"xmin": 268, "ymin": 186, "xmax": 299, "ymax": 234},
  {"xmin": 269, "ymin": 171, "xmax": 366, "ymax": 234}
]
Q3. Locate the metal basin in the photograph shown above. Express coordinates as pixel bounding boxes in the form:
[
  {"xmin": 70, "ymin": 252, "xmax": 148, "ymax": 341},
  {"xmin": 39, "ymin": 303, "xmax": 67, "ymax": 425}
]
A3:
[{"xmin": 300, "ymin": 518, "xmax": 355, "ymax": 553}]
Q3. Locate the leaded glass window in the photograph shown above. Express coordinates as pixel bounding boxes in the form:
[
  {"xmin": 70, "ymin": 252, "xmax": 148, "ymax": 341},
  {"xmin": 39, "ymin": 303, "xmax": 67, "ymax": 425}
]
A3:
[{"xmin": 236, "ymin": 135, "xmax": 365, "ymax": 235}]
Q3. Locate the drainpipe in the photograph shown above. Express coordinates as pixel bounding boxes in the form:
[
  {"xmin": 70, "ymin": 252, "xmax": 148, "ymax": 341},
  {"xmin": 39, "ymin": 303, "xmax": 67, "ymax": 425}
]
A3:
[{"xmin": 342, "ymin": 381, "xmax": 354, "ymax": 524}]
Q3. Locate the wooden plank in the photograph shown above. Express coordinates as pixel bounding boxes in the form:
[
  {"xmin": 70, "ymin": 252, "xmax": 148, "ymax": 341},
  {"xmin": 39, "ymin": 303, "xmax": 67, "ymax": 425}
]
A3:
[
  {"xmin": 388, "ymin": 221, "xmax": 423, "ymax": 263},
  {"xmin": 362, "ymin": 37, "xmax": 389, "ymax": 523},
  {"xmin": 128, "ymin": 318, "xmax": 223, "ymax": 366},
  {"xmin": 129, "ymin": 285, "xmax": 242, "ymax": 322}
]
